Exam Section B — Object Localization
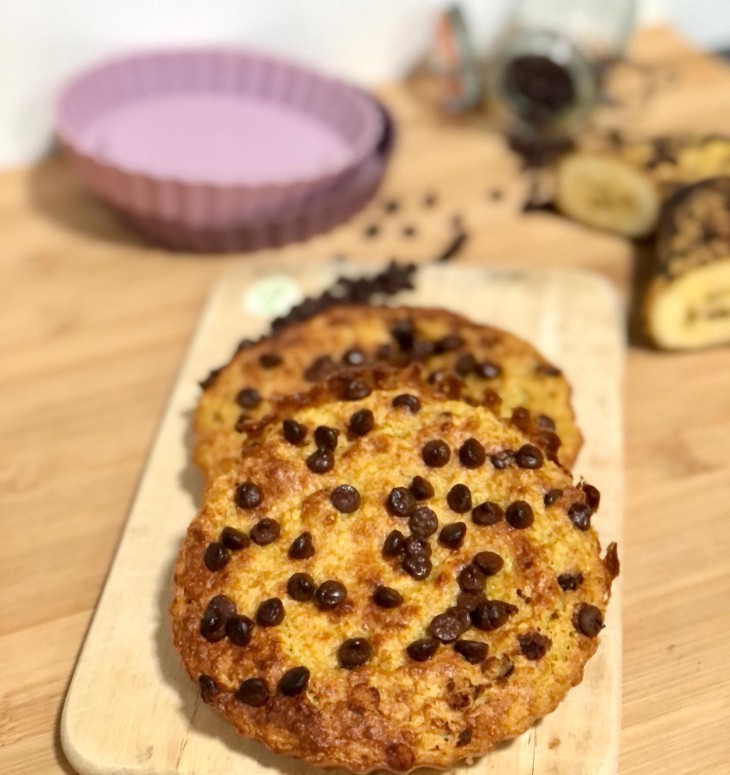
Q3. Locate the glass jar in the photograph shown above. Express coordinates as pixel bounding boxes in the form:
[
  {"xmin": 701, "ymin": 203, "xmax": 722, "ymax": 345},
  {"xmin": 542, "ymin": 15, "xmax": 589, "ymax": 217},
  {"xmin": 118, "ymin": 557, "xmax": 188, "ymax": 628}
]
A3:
[{"xmin": 489, "ymin": 0, "xmax": 637, "ymax": 138}]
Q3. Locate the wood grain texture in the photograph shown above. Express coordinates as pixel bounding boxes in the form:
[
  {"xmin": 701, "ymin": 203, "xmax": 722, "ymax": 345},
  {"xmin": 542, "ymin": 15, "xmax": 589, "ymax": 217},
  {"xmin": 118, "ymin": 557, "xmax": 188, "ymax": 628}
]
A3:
[
  {"xmin": 0, "ymin": 25, "xmax": 729, "ymax": 775},
  {"xmin": 60, "ymin": 262, "xmax": 623, "ymax": 775}
]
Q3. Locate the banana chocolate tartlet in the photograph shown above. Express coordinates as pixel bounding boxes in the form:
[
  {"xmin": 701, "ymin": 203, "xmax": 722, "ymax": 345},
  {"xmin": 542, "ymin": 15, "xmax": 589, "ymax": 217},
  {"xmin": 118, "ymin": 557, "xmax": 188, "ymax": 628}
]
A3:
[
  {"xmin": 173, "ymin": 374, "xmax": 617, "ymax": 772},
  {"xmin": 194, "ymin": 305, "xmax": 582, "ymax": 477}
]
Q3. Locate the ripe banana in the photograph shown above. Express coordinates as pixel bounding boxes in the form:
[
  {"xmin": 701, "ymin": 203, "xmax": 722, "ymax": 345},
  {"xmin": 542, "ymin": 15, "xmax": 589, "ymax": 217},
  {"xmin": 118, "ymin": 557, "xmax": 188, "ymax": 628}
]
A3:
[{"xmin": 644, "ymin": 177, "xmax": 730, "ymax": 350}]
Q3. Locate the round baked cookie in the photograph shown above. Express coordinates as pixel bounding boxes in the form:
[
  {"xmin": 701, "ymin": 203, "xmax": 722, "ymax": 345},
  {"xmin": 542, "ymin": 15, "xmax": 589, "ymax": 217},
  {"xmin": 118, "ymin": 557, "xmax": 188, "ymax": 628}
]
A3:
[
  {"xmin": 173, "ymin": 378, "xmax": 617, "ymax": 772},
  {"xmin": 194, "ymin": 304, "xmax": 583, "ymax": 477}
]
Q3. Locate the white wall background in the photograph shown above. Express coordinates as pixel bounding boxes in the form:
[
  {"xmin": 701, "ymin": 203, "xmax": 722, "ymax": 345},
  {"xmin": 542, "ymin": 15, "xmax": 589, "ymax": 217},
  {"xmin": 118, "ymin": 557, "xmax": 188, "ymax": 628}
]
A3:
[{"xmin": 1, "ymin": 0, "xmax": 730, "ymax": 168}]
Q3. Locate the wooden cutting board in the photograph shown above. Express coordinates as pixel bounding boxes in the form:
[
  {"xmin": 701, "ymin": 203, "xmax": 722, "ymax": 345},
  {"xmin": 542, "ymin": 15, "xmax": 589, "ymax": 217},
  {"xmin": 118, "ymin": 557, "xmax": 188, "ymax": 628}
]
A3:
[{"xmin": 61, "ymin": 259, "xmax": 624, "ymax": 775}]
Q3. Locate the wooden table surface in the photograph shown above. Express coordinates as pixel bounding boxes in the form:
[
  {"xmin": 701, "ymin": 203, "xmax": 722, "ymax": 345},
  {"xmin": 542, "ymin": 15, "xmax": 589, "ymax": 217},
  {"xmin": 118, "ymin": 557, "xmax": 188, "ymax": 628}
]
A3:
[{"xmin": 1, "ymin": 25, "xmax": 728, "ymax": 775}]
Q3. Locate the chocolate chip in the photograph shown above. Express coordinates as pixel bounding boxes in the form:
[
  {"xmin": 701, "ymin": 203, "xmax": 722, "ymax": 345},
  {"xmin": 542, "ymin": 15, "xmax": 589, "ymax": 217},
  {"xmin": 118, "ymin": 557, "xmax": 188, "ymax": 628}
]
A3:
[
  {"xmin": 235, "ymin": 387, "xmax": 261, "ymax": 410},
  {"xmin": 330, "ymin": 484, "xmax": 361, "ymax": 513},
  {"xmin": 392, "ymin": 393, "xmax": 421, "ymax": 413},
  {"xmin": 304, "ymin": 354, "xmax": 336, "ymax": 382},
  {"xmin": 473, "ymin": 551, "xmax": 504, "ymax": 576},
  {"xmin": 288, "ymin": 531, "xmax": 315, "ymax": 560},
  {"xmin": 447, "ymin": 484, "xmax": 472, "ymax": 513},
  {"xmin": 439, "ymin": 521, "xmax": 467, "ymax": 549},
  {"xmin": 435, "ymin": 334, "xmax": 464, "ymax": 353},
  {"xmin": 237, "ymin": 678, "xmax": 269, "ymax": 706},
  {"xmin": 382, "ymin": 529, "xmax": 406, "ymax": 557},
  {"xmin": 515, "ymin": 444, "xmax": 544, "ymax": 469},
  {"xmin": 250, "ymin": 518, "xmax": 281, "ymax": 545},
  {"xmin": 373, "ymin": 585, "xmax": 403, "ymax": 608},
  {"xmin": 316, "ymin": 580, "xmax": 347, "ymax": 610},
  {"xmin": 519, "ymin": 632, "xmax": 552, "ymax": 660},
  {"xmin": 402, "ymin": 554, "xmax": 432, "ymax": 580},
  {"xmin": 583, "ymin": 483, "xmax": 601, "ymax": 512},
  {"xmin": 306, "ymin": 448, "xmax": 334, "ymax": 474},
  {"xmin": 204, "ymin": 542, "xmax": 230, "ymax": 572},
  {"xmin": 348, "ymin": 408, "xmax": 374, "ymax": 437},
  {"xmin": 409, "ymin": 475, "xmax": 434, "ymax": 500},
  {"xmin": 338, "ymin": 637, "xmax": 372, "ymax": 668},
  {"xmin": 282, "ymin": 419, "xmax": 307, "ymax": 445},
  {"xmin": 234, "ymin": 481, "xmax": 263, "ymax": 509},
  {"xmin": 409, "ymin": 506, "xmax": 438, "ymax": 538},
  {"xmin": 364, "ymin": 223, "xmax": 380, "ymax": 238},
  {"xmin": 342, "ymin": 348, "xmax": 366, "ymax": 366},
  {"xmin": 558, "ymin": 572, "xmax": 584, "ymax": 591},
  {"xmin": 198, "ymin": 675, "xmax": 218, "ymax": 702},
  {"xmin": 429, "ymin": 608, "xmax": 469, "ymax": 643},
  {"xmin": 536, "ymin": 363, "xmax": 561, "ymax": 376},
  {"xmin": 475, "ymin": 361, "xmax": 502, "ymax": 379},
  {"xmin": 402, "ymin": 225, "xmax": 417, "ymax": 237},
  {"xmin": 536, "ymin": 414, "xmax": 556, "ymax": 430},
  {"xmin": 490, "ymin": 450, "xmax": 514, "ymax": 469},
  {"xmin": 199, "ymin": 367, "xmax": 222, "ymax": 390},
  {"xmin": 221, "ymin": 526, "xmax": 249, "ymax": 551},
  {"xmin": 390, "ymin": 319, "xmax": 415, "ymax": 351},
  {"xmin": 505, "ymin": 501, "xmax": 534, "ymax": 529},
  {"xmin": 404, "ymin": 535, "xmax": 432, "ymax": 557},
  {"xmin": 422, "ymin": 439, "xmax": 451, "ymax": 467},
  {"xmin": 457, "ymin": 728, "xmax": 473, "ymax": 747},
  {"xmin": 200, "ymin": 595, "xmax": 236, "ymax": 642},
  {"xmin": 314, "ymin": 425, "xmax": 339, "ymax": 450},
  {"xmin": 287, "ymin": 572, "xmax": 316, "ymax": 602},
  {"xmin": 569, "ymin": 502, "xmax": 592, "ymax": 530},
  {"xmin": 472, "ymin": 501, "xmax": 504, "ymax": 526},
  {"xmin": 278, "ymin": 666, "xmax": 310, "ymax": 696},
  {"xmin": 458, "ymin": 564, "xmax": 486, "ymax": 592},
  {"xmin": 407, "ymin": 638, "xmax": 439, "ymax": 662},
  {"xmin": 456, "ymin": 590, "xmax": 486, "ymax": 611},
  {"xmin": 454, "ymin": 640, "xmax": 488, "ymax": 664},
  {"xmin": 342, "ymin": 379, "xmax": 371, "ymax": 400},
  {"xmin": 423, "ymin": 192, "xmax": 438, "ymax": 208},
  {"xmin": 454, "ymin": 353, "xmax": 478, "ymax": 376},
  {"xmin": 604, "ymin": 542, "xmax": 620, "ymax": 580},
  {"xmin": 259, "ymin": 352, "xmax": 282, "ymax": 369},
  {"xmin": 471, "ymin": 600, "xmax": 518, "ymax": 631},
  {"xmin": 386, "ymin": 487, "xmax": 417, "ymax": 517},
  {"xmin": 459, "ymin": 438, "xmax": 486, "ymax": 469},
  {"xmin": 256, "ymin": 598, "xmax": 284, "ymax": 626},
  {"xmin": 574, "ymin": 604, "xmax": 604, "ymax": 637},
  {"xmin": 511, "ymin": 407, "xmax": 532, "ymax": 433},
  {"xmin": 225, "ymin": 615, "xmax": 254, "ymax": 646},
  {"xmin": 544, "ymin": 488, "xmax": 563, "ymax": 506},
  {"xmin": 234, "ymin": 413, "xmax": 249, "ymax": 433}
]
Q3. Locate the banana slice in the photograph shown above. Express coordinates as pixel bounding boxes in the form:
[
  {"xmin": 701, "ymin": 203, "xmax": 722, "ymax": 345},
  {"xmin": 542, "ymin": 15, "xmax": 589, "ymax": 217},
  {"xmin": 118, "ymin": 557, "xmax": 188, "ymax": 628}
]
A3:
[{"xmin": 556, "ymin": 152, "xmax": 661, "ymax": 238}]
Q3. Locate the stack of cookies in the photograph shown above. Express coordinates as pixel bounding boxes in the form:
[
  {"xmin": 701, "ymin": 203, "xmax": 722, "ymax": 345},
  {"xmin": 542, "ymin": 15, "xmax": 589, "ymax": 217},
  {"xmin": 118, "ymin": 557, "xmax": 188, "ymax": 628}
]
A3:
[{"xmin": 171, "ymin": 304, "xmax": 618, "ymax": 772}]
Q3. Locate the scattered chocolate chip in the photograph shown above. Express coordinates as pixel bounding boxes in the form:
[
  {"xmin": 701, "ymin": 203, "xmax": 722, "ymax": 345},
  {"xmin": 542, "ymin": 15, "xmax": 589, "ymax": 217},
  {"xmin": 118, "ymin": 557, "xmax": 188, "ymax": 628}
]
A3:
[
  {"xmin": 489, "ymin": 188, "xmax": 504, "ymax": 201},
  {"xmin": 483, "ymin": 389, "xmax": 502, "ymax": 411},
  {"xmin": 382, "ymin": 529, "xmax": 406, "ymax": 557},
  {"xmin": 407, "ymin": 638, "xmax": 439, "ymax": 662},
  {"xmin": 235, "ymin": 387, "xmax": 261, "ymax": 410},
  {"xmin": 409, "ymin": 475, "xmax": 434, "ymax": 501},
  {"xmin": 237, "ymin": 678, "xmax": 269, "ymax": 706},
  {"xmin": 402, "ymin": 225, "xmax": 417, "ymax": 237},
  {"xmin": 573, "ymin": 604, "xmax": 604, "ymax": 637},
  {"xmin": 459, "ymin": 438, "xmax": 486, "ymax": 469},
  {"xmin": 373, "ymin": 585, "xmax": 404, "ymax": 608},
  {"xmin": 505, "ymin": 501, "xmax": 534, "ymax": 529},
  {"xmin": 259, "ymin": 352, "xmax": 282, "ymax": 369},
  {"xmin": 250, "ymin": 518, "xmax": 281, "ymax": 546},
  {"xmin": 515, "ymin": 444, "xmax": 544, "ymax": 469},
  {"xmin": 423, "ymin": 192, "xmax": 438, "ymax": 208},
  {"xmin": 447, "ymin": 484, "xmax": 472, "ymax": 513},
  {"xmin": 384, "ymin": 199, "xmax": 400, "ymax": 214},
  {"xmin": 200, "ymin": 595, "xmax": 236, "ymax": 642},
  {"xmin": 568, "ymin": 502, "xmax": 592, "ymax": 530},
  {"xmin": 519, "ymin": 632, "xmax": 552, "ymax": 660},
  {"xmin": 256, "ymin": 598, "xmax": 284, "ymax": 626},
  {"xmin": 511, "ymin": 407, "xmax": 531, "ymax": 433},
  {"xmin": 422, "ymin": 439, "xmax": 451, "ymax": 468},
  {"xmin": 454, "ymin": 353, "xmax": 478, "ymax": 376},
  {"xmin": 474, "ymin": 360, "xmax": 502, "ymax": 380},
  {"xmin": 316, "ymin": 580, "xmax": 347, "ymax": 610},
  {"xmin": 558, "ymin": 572, "xmax": 584, "ymax": 591},
  {"xmin": 472, "ymin": 501, "xmax": 504, "ymax": 526},
  {"xmin": 386, "ymin": 487, "xmax": 417, "ymax": 517},
  {"xmin": 364, "ymin": 223, "xmax": 380, "ymax": 238},
  {"xmin": 342, "ymin": 348, "xmax": 366, "ymax": 366},
  {"xmin": 282, "ymin": 419, "xmax": 307, "ymax": 445},
  {"xmin": 435, "ymin": 334, "xmax": 464, "ymax": 353},
  {"xmin": 225, "ymin": 615, "xmax": 254, "ymax": 646},
  {"xmin": 234, "ymin": 481, "xmax": 263, "ymax": 509},
  {"xmin": 490, "ymin": 450, "xmax": 514, "ymax": 469},
  {"xmin": 287, "ymin": 572, "xmax": 316, "ymax": 602},
  {"xmin": 409, "ymin": 506, "xmax": 439, "ymax": 538},
  {"xmin": 454, "ymin": 640, "xmax": 488, "ymax": 664},
  {"xmin": 604, "ymin": 542, "xmax": 620, "ymax": 580},
  {"xmin": 436, "ymin": 229, "xmax": 469, "ymax": 263},
  {"xmin": 314, "ymin": 425, "xmax": 339, "ymax": 451},
  {"xmin": 306, "ymin": 448, "xmax": 334, "ymax": 474},
  {"xmin": 535, "ymin": 414, "xmax": 556, "ymax": 430},
  {"xmin": 402, "ymin": 554, "xmax": 432, "ymax": 580},
  {"xmin": 544, "ymin": 488, "xmax": 563, "ymax": 506},
  {"xmin": 234, "ymin": 413, "xmax": 249, "ymax": 433},
  {"xmin": 457, "ymin": 728, "xmax": 473, "ymax": 747},
  {"xmin": 348, "ymin": 408, "xmax": 374, "ymax": 437},
  {"xmin": 471, "ymin": 600, "xmax": 518, "ymax": 631},
  {"xmin": 288, "ymin": 531, "xmax": 315, "ymax": 560},
  {"xmin": 338, "ymin": 637, "xmax": 373, "ymax": 668},
  {"xmin": 583, "ymin": 483, "xmax": 601, "ymax": 512},
  {"xmin": 304, "ymin": 354, "xmax": 337, "ymax": 382},
  {"xmin": 439, "ymin": 521, "xmax": 467, "ymax": 549},
  {"xmin": 458, "ymin": 564, "xmax": 486, "ymax": 592},
  {"xmin": 392, "ymin": 393, "xmax": 421, "ymax": 413},
  {"xmin": 342, "ymin": 379, "xmax": 371, "ymax": 400},
  {"xmin": 473, "ymin": 551, "xmax": 504, "ymax": 576},
  {"xmin": 204, "ymin": 542, "xmax": 230, "ymax": 572},
  {"xmin": 198, "ymin": 675, "xmax": 218, "ymax": 702},
  {"xmin": 278, "ymin": 666, "xmax": 310, "ymax": 696},
  {"xmin": 456, "ymin": 590, "xmax": 486, "ymax": 611},
  {"xmin": 330, "ymin": 484, "xmax": 361, "ymax": 513},
  {"xmin": 429, "ymin": 607, "xmax": 469, "ymax": 643},
  {"xmin": 390, "ymin": 320, "xmax": 415, "ymax": 351},
  {"xmin": 220, "ymin": 526, "xmax": 249, "ymax": 551},
  {"xmin": 536, "ymin": 363, "xmax": 562, "ymax": 376},
  {"xmin": 199, "ymin": 367, "xmax": 221, "ymax": 391},
  {"xmin": 412, "ymin": 339, "xmax": 436, "ymax": 360},
  {"xmin": 404, "ymin": 535, "xmax": 432, "ymax": 557}
]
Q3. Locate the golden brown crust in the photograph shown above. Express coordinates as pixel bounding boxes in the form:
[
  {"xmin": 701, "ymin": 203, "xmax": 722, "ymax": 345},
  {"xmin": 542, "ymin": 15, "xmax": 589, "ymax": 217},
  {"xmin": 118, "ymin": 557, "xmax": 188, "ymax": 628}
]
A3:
[
  {"xmin": 194, "ymin": 305, "xmax": 583, "ymax": 476},
  {"xmin": 173, "ymin": 381, "xmax": 613, "ymax": 772}
]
